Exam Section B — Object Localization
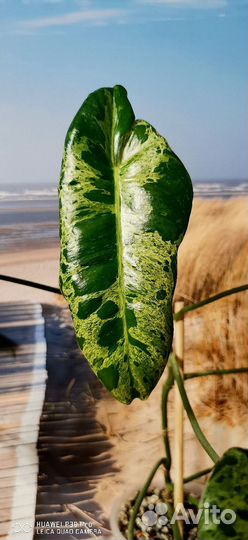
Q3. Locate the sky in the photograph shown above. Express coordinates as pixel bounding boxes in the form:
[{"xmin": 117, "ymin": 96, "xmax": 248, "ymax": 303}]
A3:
[{"xmin": 0, "ymin": 0, "xmax": 247, "ymax": 184}]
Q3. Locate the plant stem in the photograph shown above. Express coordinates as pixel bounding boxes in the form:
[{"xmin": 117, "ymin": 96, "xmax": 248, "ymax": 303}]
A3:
[
  {"xmin": 0, "ymin": 274, "xmax": 61, "ymax": 294},
  {"xmin": 184, "ymin": 367, "xmax": 248, "ymax": 380},
  {"xmin": 167, "ymin": 502, "xmax": 183, "ymax": 540},
  {"xmin": 183, "ymin": 467, "xmax": 213, "ymax": 484},
  {"xmin": 161, "ymin": 366, "xmax": 174, "ymax": 479},
  {"xmin": 127, "ymin": 456, "xmax": 182, "ymax": 540},
  {"xmin": 174, "ymin": 283, "xmax": 248, "ymax": 321},
  {"xmin": 170, "ymin": 355, "xmax": 220, "ymax": 464},
  {"xmin": 127, "ymin": 458, "xmax": 166, "ymax": 540}
]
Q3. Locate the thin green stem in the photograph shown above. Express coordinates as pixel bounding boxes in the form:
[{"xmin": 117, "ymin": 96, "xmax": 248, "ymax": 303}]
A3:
[
  {"xmin": 127, "ymin": 458, "xmax": 166, "ymax": 540},
  {"xmin": 174, "ymin": 284, "xmax": 248, "ymax": 321},
  {"xmin": 127, "ymin": 456, "xmax": 182, "ymax": 540},
  {"xmin": 161, "ymin": 366, "xmax": 174, "ymax": 479},
  {"xmin": 0, "ymin": 274, "xmax": 61, "ymax": 294},
  {"xmin": 183, "ymin": 467, "xmax": 213, "ymax": 484},
  {"xmin": 184, "ymin": 367, "xmax": 248, "ymax": 380},
  {"xmin": 166, "ymin": 502, "xmax": 183, "ymax": 540},
  {"xmin": 170, "ymin": 355, "xmax": 220, "ymax": 464}
]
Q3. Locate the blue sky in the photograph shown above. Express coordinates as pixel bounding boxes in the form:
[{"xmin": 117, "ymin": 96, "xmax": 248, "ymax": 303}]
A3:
[{"xmin": 0, "ymin": 0, "xmax": 247, "ymax": 184}]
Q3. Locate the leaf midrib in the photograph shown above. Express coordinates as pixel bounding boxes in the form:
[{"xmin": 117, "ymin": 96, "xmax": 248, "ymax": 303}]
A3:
[{"xmin": 111, "ymin": 95, "xmax": 129, "ymax": 356}]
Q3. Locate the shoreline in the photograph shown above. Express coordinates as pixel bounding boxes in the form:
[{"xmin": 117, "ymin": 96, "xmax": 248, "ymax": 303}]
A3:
[{"xmin": 0, "ymin": 196, "xmax": 247, "ymax": 305}]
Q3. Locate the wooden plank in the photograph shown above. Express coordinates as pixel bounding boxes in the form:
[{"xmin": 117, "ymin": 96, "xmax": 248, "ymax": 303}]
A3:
[
  {"xmin": 34, "ymin": 304, "xmax": 116, "ymax": 540},
  {"xmin": 0, "ymin": 302, "xmax": 47, "ymax": 540}
]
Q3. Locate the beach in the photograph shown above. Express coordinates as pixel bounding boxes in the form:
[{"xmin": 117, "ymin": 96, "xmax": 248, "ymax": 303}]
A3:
[
  {"xmin": 0, "ymin": 246, "xmax": 60, "ymax": 304},
  {"xmin": 0, "ymin": 184, "xmax": 60, "ymax": 304},
  {"xmin": 0, "ymin": 190, "xmax": 247, "ymax": 305},
  {"xmin": 1, "ymin": 4, "xmax": 247, "ymax": 536},
  {"xmin": 1, "ymin": 193, "xmax": 247, "ymax": 377},
  {"xmin": 0, "ymin": 191, "xmax": 247, "ymax": 534},
  {"xmin": 1, "ymin": 193, "xmax": 247, "ymax": 429}
]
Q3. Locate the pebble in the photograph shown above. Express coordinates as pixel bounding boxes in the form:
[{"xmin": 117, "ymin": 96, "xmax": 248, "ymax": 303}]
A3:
[
  {"xmin": 119, "ymin": 488, "xmax": 199, "ymax": 540},
  {"xmin": 150, "ymin": 494, "xmax": 159, "ymax": 503}
]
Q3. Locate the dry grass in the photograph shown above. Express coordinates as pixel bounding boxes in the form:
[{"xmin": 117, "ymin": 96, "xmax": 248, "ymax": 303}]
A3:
[
  {"xmin": 176, "ymin": 197, "xmax": 248, "ymax": 423},
  {"xmin": 95, "ymin": 197, "xmax": 248, "ymax": 509},
  {"xmin": 176, "ymin": 197, "xmax": 248, "ymax": 301}
]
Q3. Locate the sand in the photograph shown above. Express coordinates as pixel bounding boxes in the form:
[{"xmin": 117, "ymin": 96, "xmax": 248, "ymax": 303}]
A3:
[{"xmin": 0, "ymin": 245, "xmax": 61, "ymax": 305}]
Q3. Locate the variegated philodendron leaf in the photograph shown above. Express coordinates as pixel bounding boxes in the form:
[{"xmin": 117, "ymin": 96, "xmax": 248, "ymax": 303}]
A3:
[
  {"xmin": 59, "ymin": 85, "xmax": 193, "ymax": 404},
  {"xmin": 198, "ymin": 447, "xmax": 248, "ymax": 540}
]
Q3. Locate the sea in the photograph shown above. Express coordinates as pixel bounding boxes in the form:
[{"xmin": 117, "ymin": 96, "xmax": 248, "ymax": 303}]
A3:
[{"xmin": 0, "ymin": 180, "xmax": 247, "ymax": 253}]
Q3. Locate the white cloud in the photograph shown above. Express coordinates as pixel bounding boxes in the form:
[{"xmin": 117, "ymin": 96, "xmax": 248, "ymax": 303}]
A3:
[
  {"xmin": 18, "ymin": 8, "xmax": 126, "ymax": 29},
  {"xmin": 140, "ymin": 0, "xmax": 228, "ymax": 8}
]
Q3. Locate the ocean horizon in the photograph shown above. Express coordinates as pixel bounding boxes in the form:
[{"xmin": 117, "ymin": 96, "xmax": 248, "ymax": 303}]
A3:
[
  {"xmin": 0, "ymin": 179, "xmax": 247, "ymax": 253},
  {"xmin": 0, "ymin": 179, "xmax": 247, "ymax": 203}
]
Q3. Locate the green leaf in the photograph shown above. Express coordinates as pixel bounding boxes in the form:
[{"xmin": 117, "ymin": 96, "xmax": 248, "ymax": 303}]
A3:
[
  {"xmin": 59, "ymin": 85, "xmax": 192, "ymax": 404},
  {"xmin": 198, "ymin": 447, "xmax": 248, "ymax": 539}
]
